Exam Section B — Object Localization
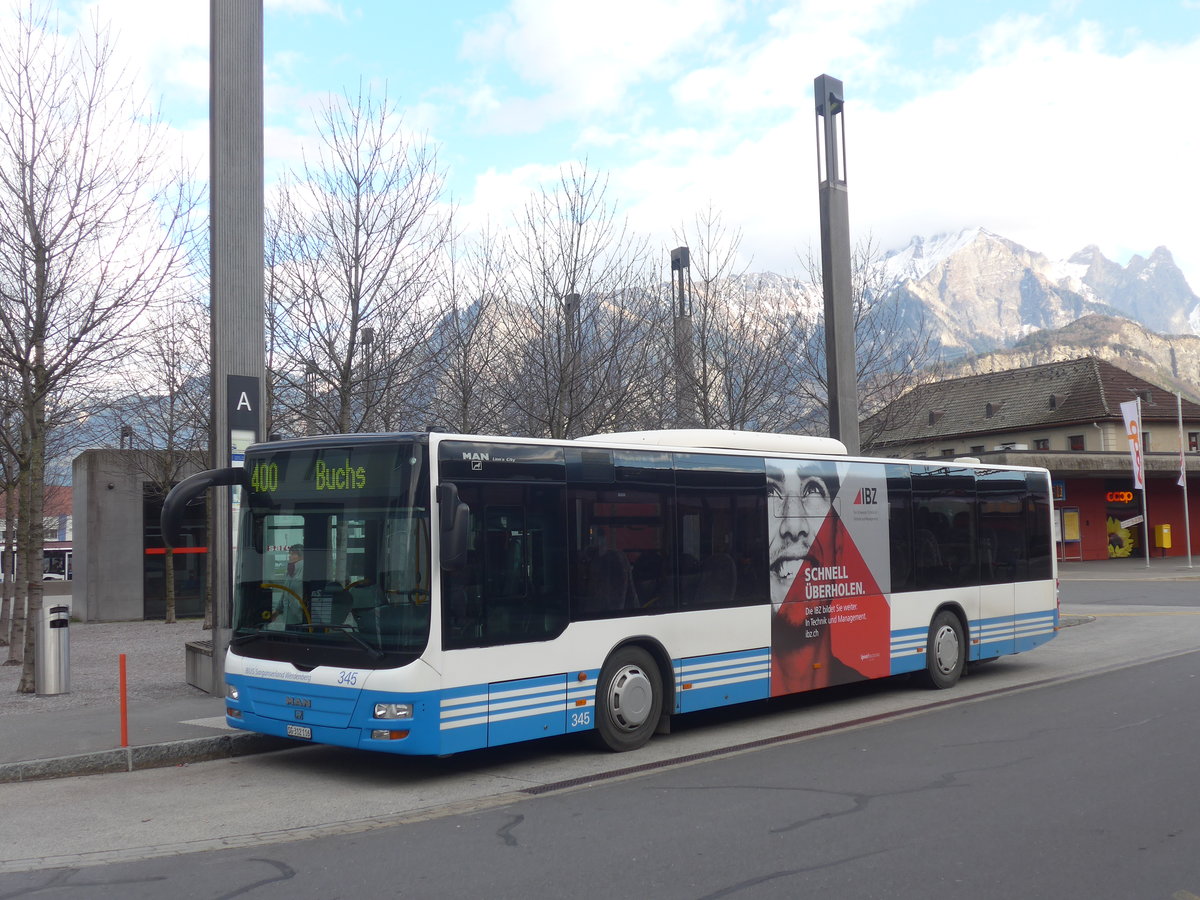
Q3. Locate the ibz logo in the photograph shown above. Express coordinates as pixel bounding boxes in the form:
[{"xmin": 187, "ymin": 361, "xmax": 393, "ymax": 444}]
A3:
[{"xmin": 853, "ymin": 487, "xmax": 879, "ymax": 505}]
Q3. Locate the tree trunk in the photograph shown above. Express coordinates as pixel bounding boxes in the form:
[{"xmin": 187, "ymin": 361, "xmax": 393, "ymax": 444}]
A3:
[
  {"xmin": 18, "ymin": 361, "xmax": 47, "ymax": 692},
  {"xmin": 4, "ymin": 467, "xmax": 29, "ymax": 668}
]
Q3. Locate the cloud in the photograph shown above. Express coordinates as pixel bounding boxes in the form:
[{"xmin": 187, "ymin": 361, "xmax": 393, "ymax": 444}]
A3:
[
  {"xmin": 546, "ymin": 6, "xmax": 1200, "ymax": 289},
  {"xmin": 459, "ymin": 0, "xmax": 740, "ymax": 130},
  {"xmin": 853, "ymin": 25, "xmax": 1200, "ymax": 285},
  {"xmin": 70, "ymin": 0, "xmax": 209, "ymax": 104},
  {"xmin": 30, "ymin": 1, "xmax": 1200, "ymax": 298}
]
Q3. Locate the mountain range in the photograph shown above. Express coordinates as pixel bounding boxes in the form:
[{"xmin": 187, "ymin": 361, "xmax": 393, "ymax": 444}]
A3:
[{"xmin": 876, "ymin": 227, "xmax": 1200, "ymax": 397}]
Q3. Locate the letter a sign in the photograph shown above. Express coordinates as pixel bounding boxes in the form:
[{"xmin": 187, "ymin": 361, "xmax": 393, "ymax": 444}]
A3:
[{"xmin": 227, "ymin": 374, "xmax": 261, "ymax": 434}]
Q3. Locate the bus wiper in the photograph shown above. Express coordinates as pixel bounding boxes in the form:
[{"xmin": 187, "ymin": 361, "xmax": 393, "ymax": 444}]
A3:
[
  {"xmin": 314, "ymin": 623, "xmax": 386, "ymax": 661},
  {"xmin": 231, "ymin": 631, "xmax": 268, "ymax": 647},
  {"xmin": 232, "ymin": 629, "xmax": 299, "ymax": 647}
]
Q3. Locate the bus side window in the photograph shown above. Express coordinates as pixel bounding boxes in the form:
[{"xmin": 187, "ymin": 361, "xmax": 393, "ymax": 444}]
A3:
[
  {"xmin": 886, "ymin": 466, "xmax": 914, "ymax": 592},
  {"xmin": 568, "ymin": 485, "xmax": 674, "ymax": 618},
  {"xmin": 912, "ymin": 467, "xmax": 977, "ymax": 589},
  {"xmin": 979, "ymin": 470, "xmax": 1031, "ymax": 584},
  {"xmin": 441, "ymin": 483, "xmax": 567, "ymax": 649},
  {"xmin": 1025, "ymin": 473, "xmax": 1053, "ymax": 581},
  {"xmin": 673, "ymin": 453, "xmax": 766, "ymax": 612}
]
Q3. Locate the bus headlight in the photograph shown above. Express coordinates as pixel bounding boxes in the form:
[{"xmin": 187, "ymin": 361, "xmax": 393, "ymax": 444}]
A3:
[
  {"xmin": 373, "ymin": 702, "xmax": 413, "ymax": 719},
  {"xmin": 226, "ymin": 685, "xmax": 240, "ymax": 701}
]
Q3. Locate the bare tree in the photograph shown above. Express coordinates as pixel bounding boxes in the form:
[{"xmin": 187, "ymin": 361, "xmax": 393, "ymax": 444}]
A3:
[
  {"xmin": 264, "ymin": 205, "xmax": 300, "ymax": 440},
  {"xmin": 0, "ymin": 3, "xmax": 197, "ymax": 689},
  {"xmin": 797, "ymin": 237, "xmax": 937, "ymax": 445},
  {"xmin": 268, "ymin": 84, "xmax": 451, "ymax": 437},
  {"xmin": 669, "ymin": 206, "xmax": 813, "ymax": 432},
  {"xmin": 496, "ymin": 163, "xmax": 661, "ymax": 439},
  {"xmin": 111, "ymin": 292, "xmax": 209, "ymax": 624},
  {"xmin": 426, "ymin": 225, "xmax": 516, "ymax": 434}
]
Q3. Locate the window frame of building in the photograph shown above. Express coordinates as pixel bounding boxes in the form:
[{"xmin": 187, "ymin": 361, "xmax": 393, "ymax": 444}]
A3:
[
  {"xmin": 1068, "ymin": 434, "xmax": 1085, "ymax": 451},
  {"xmin": 1033, "ymin": 438, "xmax": 1050, "ymax": 451}
]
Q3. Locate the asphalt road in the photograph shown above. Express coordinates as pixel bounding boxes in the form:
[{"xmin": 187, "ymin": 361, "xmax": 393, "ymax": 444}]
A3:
[
  {"xmin": 2, "ymin": 584, "xmax": 1199, "ymax": 898},
  {"xmin": 1059, "ymin": 576, "xmax": 1200, "ymax": 606},
  {"xmin": 33, "ymin": 649, "xmax": 1192, "ymax": 900}
]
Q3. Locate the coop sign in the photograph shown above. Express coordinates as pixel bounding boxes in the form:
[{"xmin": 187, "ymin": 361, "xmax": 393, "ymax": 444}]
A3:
[{"xmin": 1106, "ymin": 491, "xmax": 1135, "ymax": 504}]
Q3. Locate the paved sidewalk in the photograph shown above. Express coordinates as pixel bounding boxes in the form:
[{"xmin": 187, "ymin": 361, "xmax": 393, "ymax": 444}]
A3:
[
  {"xmin": 0, "ymin": 616, "xmax": 287, "ymax": 783},
  {"xmin": 1057, "ymin": 554, "xmax": 1200, "ymax": 581},
  {"xmin": 0, "ymin": 555, "xmax": 1196, "ymax": 783}
]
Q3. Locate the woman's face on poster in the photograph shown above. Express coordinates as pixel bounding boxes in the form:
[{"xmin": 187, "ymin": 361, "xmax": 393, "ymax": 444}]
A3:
[{"xmin": 767, "ymin": 463, "xmax": 832, "ymax": 611}]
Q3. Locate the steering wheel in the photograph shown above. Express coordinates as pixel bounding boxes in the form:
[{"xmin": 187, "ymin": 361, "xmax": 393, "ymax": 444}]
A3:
[{"xmin": 259, "ymin": 582, "xmax": 312, "ymax": 624}]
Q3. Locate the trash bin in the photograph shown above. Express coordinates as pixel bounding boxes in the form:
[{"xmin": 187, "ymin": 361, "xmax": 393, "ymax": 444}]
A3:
[{"xmin": 35, "ymin": 604, "xmax": 70, "ymax": 696}]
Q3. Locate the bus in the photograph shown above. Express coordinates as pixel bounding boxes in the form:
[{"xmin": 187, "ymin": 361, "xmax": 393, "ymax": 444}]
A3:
[
  {"xmin": 1, "ymin": 545, "xmax": 73, "ymax": 581},
  {"xmin": 162, "ymin": 429, "xmax": 1058, "ymax": 755}
]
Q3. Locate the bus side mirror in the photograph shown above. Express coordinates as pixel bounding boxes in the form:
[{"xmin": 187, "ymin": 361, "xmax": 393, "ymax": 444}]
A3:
[
  {"xmin": 437, "ymin": 483, "xmax": 470, "ymax": 571},
  {"xmin": 161, "ymin": 467, "xmax": 249, "ymax": 549}
]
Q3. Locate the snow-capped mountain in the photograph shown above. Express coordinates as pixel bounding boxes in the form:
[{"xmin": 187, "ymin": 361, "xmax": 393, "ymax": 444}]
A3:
[{"xmin": 880, "ymin": 228, "xmax": 1199, "ymax": 359}]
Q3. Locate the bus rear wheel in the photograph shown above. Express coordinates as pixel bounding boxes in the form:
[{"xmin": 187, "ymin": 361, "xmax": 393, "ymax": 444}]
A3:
[
  {"xmin": 918, "ymin": 610, "xmax": 965, "ymax": 690},
  {"xmin": 593, "ymin": 646, "xmax": 662, "ymax": 752}
]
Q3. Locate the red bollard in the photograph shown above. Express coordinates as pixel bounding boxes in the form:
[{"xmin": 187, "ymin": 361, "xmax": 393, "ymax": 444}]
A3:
[{"xmin": 119, "ymin": 653, "xmax": 128, "ymax": 748}]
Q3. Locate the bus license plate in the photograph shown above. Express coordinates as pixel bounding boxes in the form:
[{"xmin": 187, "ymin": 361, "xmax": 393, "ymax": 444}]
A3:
[{"xmin": 286, "ymin": 724, "xmax": 312, "ymax": 740}]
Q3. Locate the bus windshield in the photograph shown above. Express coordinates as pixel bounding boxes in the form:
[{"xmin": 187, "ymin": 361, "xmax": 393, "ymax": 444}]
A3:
[{"xmin": 232, "ymin": 440, "xmax": 431, "ymax": 668}]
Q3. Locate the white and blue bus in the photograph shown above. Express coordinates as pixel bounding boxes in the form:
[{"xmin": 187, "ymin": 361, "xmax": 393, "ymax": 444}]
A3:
[{"xmin": 163, "ymin": 429, "xmax": 1058, "ymax": 754}]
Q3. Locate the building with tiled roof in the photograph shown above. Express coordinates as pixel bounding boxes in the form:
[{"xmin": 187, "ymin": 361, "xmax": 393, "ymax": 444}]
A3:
[
  {"xmin": 866, "ymin": 357, "xmax": 1200, "ymax": 459},
  {"xmin": 864, "ymin": 357, "xmax": 1200, "ymax": 562}
]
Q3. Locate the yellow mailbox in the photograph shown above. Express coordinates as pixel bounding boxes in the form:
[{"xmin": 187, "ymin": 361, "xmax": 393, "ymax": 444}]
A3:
[{"xmin": 1155, "ymin": 524, "xmax": 1172, "ymax": 549}]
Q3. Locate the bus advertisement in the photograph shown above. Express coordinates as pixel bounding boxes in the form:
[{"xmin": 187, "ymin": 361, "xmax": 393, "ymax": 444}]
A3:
[{"xmin": 162, "ymin": 429, "xmax": 1057, "ymax": 755}]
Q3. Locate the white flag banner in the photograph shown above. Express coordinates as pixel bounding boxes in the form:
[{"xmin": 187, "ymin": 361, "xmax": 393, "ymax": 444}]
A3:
[
  {"xmin": 1178, "ymin": 393, "xmax": 1188, "ymax": 488},
  {"xmin": 1121, "ymin": 400, "xmax": 1145, "ymax": 489}
]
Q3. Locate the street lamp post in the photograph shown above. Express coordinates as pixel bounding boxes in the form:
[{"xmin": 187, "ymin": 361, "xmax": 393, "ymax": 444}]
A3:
[
  {"xmin": 671, "ymin": 246, "xmax": 696, "ymax": 428},
  {"xmin": 815, "ymin": 74, "xmax": 859, "ymax": 454},
  {"xmin": 562, "ymin": 294, "xmax": 581, "ymax": 437}
]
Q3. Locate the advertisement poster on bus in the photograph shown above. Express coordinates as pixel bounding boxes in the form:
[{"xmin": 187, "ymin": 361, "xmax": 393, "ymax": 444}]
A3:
[{"xmin": 766, "ymin": 459, "xmax": 891, "ymax": 695}]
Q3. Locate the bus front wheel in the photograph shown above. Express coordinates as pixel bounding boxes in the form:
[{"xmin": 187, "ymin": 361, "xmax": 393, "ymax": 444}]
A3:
[
  {"xmin": 918, "ymin": 610, "xmax": 965, "ymax": 690},
  {"xmin": 593, "ymin": 646, "xmax": 663, "ymax": 752}
]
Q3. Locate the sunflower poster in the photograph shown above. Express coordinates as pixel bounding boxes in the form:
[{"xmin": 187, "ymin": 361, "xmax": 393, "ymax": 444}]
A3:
[{"xmin": 1106, "ymin": 516, "xmax": 1138, "ymax": 558}]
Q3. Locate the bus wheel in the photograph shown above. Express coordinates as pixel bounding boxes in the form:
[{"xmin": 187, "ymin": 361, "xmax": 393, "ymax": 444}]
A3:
[
  {"xmin": 593, "ymin": 646, "xmax": 662, "ymax": 752},
  {"xmin": 919, "ymin": 610, "xmax": 965, "ymax": 690}
]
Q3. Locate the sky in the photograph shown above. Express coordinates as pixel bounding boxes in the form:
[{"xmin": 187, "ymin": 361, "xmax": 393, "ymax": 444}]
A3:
[{"xmin": 54, "ymin": 0, "xmax": 1200, "ymax": 291}]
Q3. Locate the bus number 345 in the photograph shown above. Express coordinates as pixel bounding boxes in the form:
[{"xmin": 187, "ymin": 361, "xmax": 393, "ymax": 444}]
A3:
[{"xmin": 571, "ymin": 711, "xmax": 591, "ymax": 728}]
